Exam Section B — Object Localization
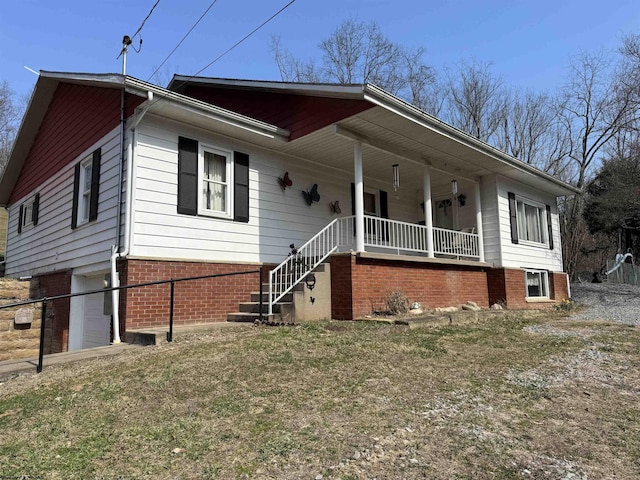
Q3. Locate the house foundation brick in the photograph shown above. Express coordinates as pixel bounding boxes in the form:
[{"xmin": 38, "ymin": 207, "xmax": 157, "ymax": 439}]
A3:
[
  {"xmin": 487, "ymin": 267, "xmax": 568, "ymax": 309},
  {"xmin": 117, "ymin": 259, "xmax": 264, "ymax": 333},
  {"xmin": 330, "ymin": 254, "xmax": 489, "ymax": 320},
  {"xmin": 30, "ymin": 270, "xmax": 72, "ymax": 353}
]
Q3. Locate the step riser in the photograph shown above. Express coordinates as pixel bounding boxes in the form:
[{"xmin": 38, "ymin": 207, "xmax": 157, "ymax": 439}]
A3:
[
  {"xmin": 226, "ymin": 313, "xmax": 282, "ymax": 323},
  {"xmin": 250, "ymin": 293, "xmax": 293, "ymax": 303},
  {"xmin": 239, "ymin": 303, "xmax": 292, "ymax": 314}
]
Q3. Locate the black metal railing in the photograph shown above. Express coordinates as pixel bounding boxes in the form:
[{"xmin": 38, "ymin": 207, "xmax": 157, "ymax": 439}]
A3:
[{"xmin": 0, "ymin": 267, "xmax": 264, "ymax": 373}]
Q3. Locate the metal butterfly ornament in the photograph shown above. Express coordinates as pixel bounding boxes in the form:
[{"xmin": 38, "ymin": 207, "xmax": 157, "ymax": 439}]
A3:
[
  {"xmin": 277, "ymin": 172, "xmax": 293, "ymax": 190},
  {"xmin": 302, "ymin": 184, "xmax": 320, "ymax": 205},
  {"xmin": 330, "ymin": 201, "xmax": 341, "ymax": 214}
]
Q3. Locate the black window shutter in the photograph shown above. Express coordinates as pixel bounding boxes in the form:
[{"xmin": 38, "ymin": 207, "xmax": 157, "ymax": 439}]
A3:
[
  {"xmin": 71, "ymin": 163, "xmax": 81, "ymax": 229},
  {"xmin": 89, "ymin": 148, "xmax": 101, "ymax": 222},
  {"xmin": 177, "ymin": 137, "xmax": 198, "ymax": 216},
  {"xmin": 351, "ymin": 183, "xmax": 356, "ymax": 215},
  {"xmin": 380, "ymin": 189, "xmax": 389, "ymax": 240},
  {"xmin": 18, "ymin": 204, "xmax": 23, "ymax": 234},
  {"xmin": 546, "ymin": 204, "xmax": 554, "ymax": 250},
  {"xmin": 32, "ymin": 193, "xmax": 40, "ymax": 226},
  {"xmin": 234, "ymin": 151, "xmax": 250, "ymax": 223},
  {"xmin": 379, "ymin": 190, "xmax": 389, "ymax": 218},
  {"xmin": 507, "ymin": 192, "xmax": 518, "ymax": 244}
]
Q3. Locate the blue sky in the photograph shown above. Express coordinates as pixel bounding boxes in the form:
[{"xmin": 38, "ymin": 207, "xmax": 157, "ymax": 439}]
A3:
[{"xmin": 1, "ymin": 0, "xmax": 639, "ymax": 100}]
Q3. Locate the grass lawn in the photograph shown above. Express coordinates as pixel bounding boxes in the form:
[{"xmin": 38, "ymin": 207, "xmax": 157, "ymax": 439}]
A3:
[{"xmin": 1, "ymin": 311, "xmax": 639, "ymax": 479}]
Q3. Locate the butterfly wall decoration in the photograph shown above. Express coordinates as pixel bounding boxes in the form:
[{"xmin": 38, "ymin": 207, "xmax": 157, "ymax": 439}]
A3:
[
  {"xmin": 277, "ymin": 172, "xmax": 293, "ymax": 190},
  {"xmin": 329, "ymin": 201, "xmax": 341, "ymax": 214},
  {"xmin": 302, "ymin": 184, "xmax": 320, "ymax": 205}
]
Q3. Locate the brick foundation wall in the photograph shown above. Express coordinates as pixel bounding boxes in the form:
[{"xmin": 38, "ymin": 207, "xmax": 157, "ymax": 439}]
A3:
[
  {"xmin": 330, "ymin": 254, "xmax": 489, "ymax": 320},
  {"xmin": 488, "ymin": 268, "xmax": 568, "ymax": 309},
  {"xmin": 118, "ymin": 259, "xmax": 263, "ymax": 331},
  {"xmin": 31, "ymin": 270, "xmax": 72, "ymax": 353},
  {"xmin": 551, "ymin": 272, "xmax": 570, "ymax": 301},
  {"xmin": 330, "ymin": 255, "xmax": 354, "ymax": 319}
]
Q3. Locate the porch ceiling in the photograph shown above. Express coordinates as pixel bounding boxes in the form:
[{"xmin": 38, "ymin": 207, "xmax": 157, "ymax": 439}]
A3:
[{"xmin": 278, "ymin": 105, "xmax": 576, "ymax": 196}]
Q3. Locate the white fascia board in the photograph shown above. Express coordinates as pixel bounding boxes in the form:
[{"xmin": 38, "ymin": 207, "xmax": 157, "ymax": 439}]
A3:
[
  {"xmin": 125, "ymin": 77, "xmax": 290, "ymax": 141},
  {"xmin": 363, "ymin": 84, "xmax": 581, "ymax": 197}
]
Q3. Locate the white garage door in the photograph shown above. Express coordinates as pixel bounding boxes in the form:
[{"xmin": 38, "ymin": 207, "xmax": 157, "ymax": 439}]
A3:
[{"xmin": 83, "ymin": 275, "xmax": 111, "ymax": 349}]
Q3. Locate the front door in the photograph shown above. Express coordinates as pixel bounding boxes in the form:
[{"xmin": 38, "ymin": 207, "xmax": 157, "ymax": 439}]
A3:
[{"xmin": 434, "ymin": 197, "xmax": 455, "ymax": 230}]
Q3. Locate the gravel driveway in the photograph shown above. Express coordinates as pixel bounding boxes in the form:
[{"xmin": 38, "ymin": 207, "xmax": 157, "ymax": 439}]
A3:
[{"xmin": 570, "ymin": 282, "xmax": 640, "ymax": 325}]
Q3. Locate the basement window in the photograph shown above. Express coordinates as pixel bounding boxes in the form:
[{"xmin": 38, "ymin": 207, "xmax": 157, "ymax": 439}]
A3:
[{"xmin": 525, "ymin": 269, "xmax": 549, "ymax": 299}]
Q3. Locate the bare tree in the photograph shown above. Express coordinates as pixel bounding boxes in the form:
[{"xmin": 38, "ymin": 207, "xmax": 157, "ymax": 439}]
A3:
[
  {"xmin": 557, "ymin": 50, "xmax": 640, "ymax": 277},
  {"xmin": 0, "ymin": 81, "xmax": 21, "ymax": 174},
  {"xmin": 443, "ymin": 59, "xmax": 506, "ymax": 141},
  {"xmin": 495, "ymin": 90, "xmax": 570, "ymax": 176},
  {"xmin": 271, "ymin": 19, "xmax": 436, "ymax": 111}
]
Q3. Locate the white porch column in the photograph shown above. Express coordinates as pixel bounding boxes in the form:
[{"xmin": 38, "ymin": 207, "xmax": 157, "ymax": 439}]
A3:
[
  {"xmin": 354, "ymin": 141, "xmax": 365, "ymax": 252},
  {"xmin": 474, "ymin": 181, "xmax": 485, "ymax": 263},
  {"xmin": 423, "ymin": 166, "xmax": 435, "ymax": 258}
]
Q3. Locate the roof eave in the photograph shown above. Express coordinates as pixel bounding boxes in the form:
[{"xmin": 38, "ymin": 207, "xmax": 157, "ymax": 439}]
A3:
[{"xmin": 362, "ymin": 84, "xmax": 581, "ymax": 197}]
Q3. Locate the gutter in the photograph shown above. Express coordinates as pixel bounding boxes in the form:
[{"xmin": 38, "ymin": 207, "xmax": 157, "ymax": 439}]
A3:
[{"xmin": 110, "ymin": 89, "xmax": 154, "ymax": 344}]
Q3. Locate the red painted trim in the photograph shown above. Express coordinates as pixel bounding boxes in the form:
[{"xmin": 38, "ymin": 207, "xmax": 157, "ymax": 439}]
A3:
[
  {"xmin": 182, "ymin": 86, "xmax": 373, "ymax": 140},
  {"xmin": 9, "ymin": 84, "xmax": 144, "ymax": 203}
]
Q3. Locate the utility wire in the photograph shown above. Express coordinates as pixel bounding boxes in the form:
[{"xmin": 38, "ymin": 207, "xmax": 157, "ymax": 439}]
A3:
[
  {"xmin": 132, "ymin": 0, "xmax": 161, "ymax": 41},
  {"xmin": 191, "ymin": 0, "xmax": 297, "ymax": 78},
  {"xmin": 148, "ymin": 0, "xmax": 219, "ymax": 82}
]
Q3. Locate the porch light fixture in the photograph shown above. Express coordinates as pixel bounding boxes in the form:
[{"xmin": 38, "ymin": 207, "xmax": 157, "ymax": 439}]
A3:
[
  {"xmin": 392, "ymin": 164, "xmax": 400, "ymax": 191},
  {"xmin": 305, "ymin": 272, "xmax": 317, "ymax": 291},
  {"xmin": 451, "ymin": 179, "xmax": 458, "ymax": 195}
]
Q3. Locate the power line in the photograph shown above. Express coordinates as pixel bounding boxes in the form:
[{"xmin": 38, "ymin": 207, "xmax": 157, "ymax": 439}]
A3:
[
  {"xmin": 148, "ymin": 0, "xmax": 219, "ymax": 82},
  {"xmin": 132, "ymin": 0, "xmax": 161, "ymax": 42},
  {"xmin": 191, "ymin": 0, "xmax": 297, "ymax": 78}
]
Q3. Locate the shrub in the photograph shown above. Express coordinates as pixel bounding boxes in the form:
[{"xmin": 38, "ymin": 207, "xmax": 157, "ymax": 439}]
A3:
[{"xmin": 386, "ymin": 290, "xmax": 410, "ymax": 315}]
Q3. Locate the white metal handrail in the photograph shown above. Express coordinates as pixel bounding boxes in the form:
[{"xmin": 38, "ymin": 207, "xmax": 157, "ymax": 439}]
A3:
[
  {"xmin": 268, "ymin": 215, "xmax": 480, "ymax": 314},
  {"xmin": 268, "ymin": 217, "xmax": 354, "ymax": 314}
]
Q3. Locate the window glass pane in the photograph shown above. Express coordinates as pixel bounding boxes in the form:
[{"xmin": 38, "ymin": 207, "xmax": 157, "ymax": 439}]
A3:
[
  {"xmin": 204, "ymin": 152, "xmax": 226, "ymax": 182},
  {"xmin": 364, "ymin": 192, "xmax": 376, "ymax": 215},
  {"xmin": 83, "ymin": 164, "xmax": 92, "ymax": 192},
  {"xmin": 203, "ymin": 182, "xmax": 226, "ymax": 212},
  {"xmin": 82, "ymin": 192, "xmax": 90, "ymax": 220},
  {"xmin": 526, "ymin": 271, "xmax": 548, "ymax": 297}
]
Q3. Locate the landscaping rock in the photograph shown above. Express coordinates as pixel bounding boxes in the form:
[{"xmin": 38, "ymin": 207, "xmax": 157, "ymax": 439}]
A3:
[
  {"xmin": 462, "ymin": 301, "xmax": 481, "ymax": 311},
  {"xmin": 435, "ymin": 306, "xmax": 458, "ymax": 313},
  {"xmin": 490, "ymin": 303, "xmax": 503, "ymax": 310}
]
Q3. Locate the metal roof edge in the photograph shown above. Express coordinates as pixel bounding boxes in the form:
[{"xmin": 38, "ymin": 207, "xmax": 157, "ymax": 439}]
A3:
[{"xmin": 168, "ymin": 75, "xmax": 367, "ymax": 99}]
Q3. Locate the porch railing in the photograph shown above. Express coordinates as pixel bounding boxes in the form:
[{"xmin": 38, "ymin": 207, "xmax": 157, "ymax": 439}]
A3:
[{"xmin": 268, "ymin": 215, "xmax": 480, "ymax": 313}]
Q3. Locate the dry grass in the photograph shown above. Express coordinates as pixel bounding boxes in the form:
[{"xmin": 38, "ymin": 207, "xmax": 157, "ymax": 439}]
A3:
[{"xmin": 1, "ymin": 312, "xmax": 639, "ymax": 479}]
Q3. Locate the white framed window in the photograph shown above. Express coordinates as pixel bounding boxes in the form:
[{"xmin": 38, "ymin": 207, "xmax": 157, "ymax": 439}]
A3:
[
  {"xmin": 198, "ymin": 145, "xmax": 232, "ymax": 218},
  {"xmin": 18, "ymin": 193, "xmax": 40, "ymax": 234},
  {"xmin": 525, "ymin": 269, "xmax": 549, "ymax": 298},
  {"xmin": 79, "ymin": 158, "xmax": 93, "ymax": 225},
  {"xmin": 516, "ymin": 196, "xmax": 547, "ymax": 246}
]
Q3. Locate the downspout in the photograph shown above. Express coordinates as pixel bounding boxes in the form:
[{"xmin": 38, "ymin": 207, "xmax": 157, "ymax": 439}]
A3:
[{"xmin": 110, "ymin": 89, "xmax": 154, "ymax": 344}]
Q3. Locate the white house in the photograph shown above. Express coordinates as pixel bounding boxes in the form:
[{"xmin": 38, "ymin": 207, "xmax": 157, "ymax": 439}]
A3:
[{"xmin": 0, "ymin": 72, "xmax": 579, "ymax": 353}]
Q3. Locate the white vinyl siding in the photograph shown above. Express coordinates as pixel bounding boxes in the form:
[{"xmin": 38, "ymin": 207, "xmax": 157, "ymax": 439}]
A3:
[
  {"xmin": 497, "ymin": 176, "xmax": 563, "ymax": 271},
  {"xmin": 5, "ymin": 126, "xmax": 124, "ymax": 277},
  {"xmin": 130, "ymin": 117, "xmax": 419, "ymax": 264},
  {"xmin": 479, "ymin": 175, "xmax": 501, "ymax": 265}
]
